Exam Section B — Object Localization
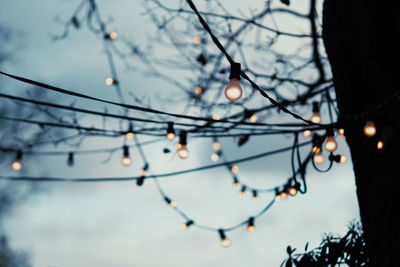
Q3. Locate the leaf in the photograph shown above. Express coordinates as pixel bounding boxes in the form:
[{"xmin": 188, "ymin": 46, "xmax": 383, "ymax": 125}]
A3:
[
  {"xmin": 281, "ymin": 0, "xmax": 290, "ymax": 5},
  {"xmin": 238, "ymin": 135, "xmax": 250, "ymax": 146}
]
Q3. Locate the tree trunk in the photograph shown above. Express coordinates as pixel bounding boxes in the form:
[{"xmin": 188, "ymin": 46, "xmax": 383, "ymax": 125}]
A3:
[{"xmin": 322, "ymin": 0, "xmax": 400, "ymax": 265}]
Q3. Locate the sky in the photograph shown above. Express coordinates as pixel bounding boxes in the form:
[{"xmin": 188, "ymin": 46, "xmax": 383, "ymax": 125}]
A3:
[{"xmin": 0, "ymin": 0, "xmax": 360, "ymax": 266}]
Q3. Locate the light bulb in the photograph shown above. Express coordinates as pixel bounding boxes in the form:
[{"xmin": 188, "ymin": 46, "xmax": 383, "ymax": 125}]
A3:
[
  {"xmin": 312, "ymin": 146, "xmax": 321, "ymax": 153},
  {"xmin": 166, "ymin": 122, "xmax": 175, "ymax": 140},
  {"xmin": 339, "ymin": 155, "xmax": 346, "ymax": 164},
  {"xmin": 192, "ymin": 35, "xmax": 201, "ymax": 45},
  {"xmin": 231, "ymin": 165, "xmax": 239, "ymax": 174},
  {"xmin": 180, "ymin": 220, "xmax": 194, "ymax": 231},
  {"xmin": 221, "ymin": 238, "xmax": 231, "ymax": 248},
  {"xmin": 311, "ymin": 111, "xmax": 321, "ymax": 124},
  {"xmin": 313, "ymin": 152, "xmax": 324, "ymax": 164},
  {"xmin": 12, "ymin": 160, "xmax": 22, "ymax": 171},
  {"xmin": 225, "ymin": 78, "xmax": 242, "ymax": 101},
  {"xmin": 324, "ymin": 136, "xmax": 338, "ymax": 152},
  {"xmin": 233, "ymin": 177, "xmax": 240, "ymax": 189},
  {"xmin": 140, "ymin": 169, "xmax": 146, "ymax": 177},
  {"xmin": 211, "ymin": 153, "xmax": 219, "ymax": 162},
  {"xmin": 194, "ymin": 86, "xmax": 203, "ymax": 95},
  {"xmin": 239, "ymin": 185, "xmax": 246, "ymax": 198},
  {"xmin": 125, "ymin": 132, "xmax": 135, "ymax": 140},
  {"xmin": 338, "ymin": 128, "xmax": 345, "ymax": 137},
  {"xmin": 109, "ymin": 31, "xmax": 118, "ymax": 40},
  {"xmin": 364, "ymin": 120, "xmax": 376, "ymax": 137},
  {"xmin": 166, "ymin": 132, "xmax": 175, "ymax": 140},
  {"xmin": 249, "ymin": 114, "xmax": 258, "ymax": 123},
  {"xmin": 177, "ymin": 145, "xmax": 189, "ymax": 159},
  {"xmin": 377, "ymin": 140, "xmax": 384, "ymax": 150},
  {"xmin": 212, "ymin": 141, "xmax": 221, "ymax": 151},
  {"xmin": 303, "ymin": 129, "xmax": 312, "ymax": 138},
  {"xmin": 212, "ymin": 114, "xmax": 220, "ymax": 121},
  {"xmin": 275, "ymin": 195, "xmax": 282, "ymax": 202},
  {"xmin": 105, "ymin": 77, "xmax": 115, "ymax": 86},
  {"xmin": 121, "ymin": 156, "xmax": 131, "ymax": 166},
  {"xmin": 175, "ymin": 142, "xmax": 182, "ymax": 150},
  {"xmin": 280, "ymin": 192, "xmax": 288, "ymax": 200},
  {"xmin": 252, "ymin": 190, "xmax": 259, "ymax": 202},
  {"xmin": 288, "ymin": 187, "xmax": 298, "ymax": 196},
  {"xmin": 169, "ymin": 201, "xmax": 177, "ymax": 208},
  {"xmin": 247, "ymin": 217, "xmax": 255, "ymax": 232}
]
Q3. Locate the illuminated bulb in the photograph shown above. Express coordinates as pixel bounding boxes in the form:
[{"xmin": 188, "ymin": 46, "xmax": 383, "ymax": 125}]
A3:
[
  {"xmin": 311, "ymin": 102, "xmax": 321, "ymax": 124},
  {"xmin": 247, "ymin": 217, "xmax": 255, "ymax": 232},
  {"xmin": 288, "ymin": 187, "xmax": 297, "ymax": 196},
  {"xmin": 12, "ymin": 160, "xmax": 22, "ymax": 171},
  {"xmin": 164, "ymin": 196, "xmax": 176, "ymax": 208},
  {"xmin": 252, "ymin": 190, "xmax": 259, "ymax": 202},
  {"xmin": 275, "ymin": 195, "xmax": 282, "ymax": 202},
  {"xmin": 338, "ymin": 128, "xmax": 345, "ymax": 137},
  {"xmin": 194, "ymin": 86, "xmax": 203, "ymax": 95},
  {"xmin": 105, "ymin": 77, "xmax": 115, "ymax": 86},
  {"xmin": 225, "ymin": 78, "xmax": 242, "ymax": 101},
  {"xmin": 303, "ymin": 129, "xmax": 312, "ymax": 138},
  {"xmin": 212, "ymin": 141, "xmax": 221, "ymax": 151},
  {"xmin": 280, "ymin": 192, "xmax": 288, "ymax": 200},
  {"xmin": 211, "ymin": 153, "xmax": 219, "ymax": 162},
  {"xmin": 312, "ymin": 146, "xmax": 321, "ymax": 153},
  {"xmin": 181, "ymin": 220, "xmax": 194, "ymax": 231},
  {"xmin": 324, "ymin": 136, "xmax": 338, "ymax": 152},
  {"xmin": 212, "ymin": 114, "xmax": 220, "ymax": 121},
  {"xmin": 125, "ymin": 132, "xmax": 135, "ymax": 140},
  {"xmin": 231, "ymin": 165, "xmax": 239, "ymax": 174},
  {"xmin": 249, "ymin": 114, "xmax": 258, "ymax": 123},
  {"xmin": 177, "ymin": 145, "xmax": 189, "ymax": 159},
  {"xmin": 140, "ymin": 169, "xmax": 146, "ymax": 177},
  {"xmin": 313, "ymin": 152, "xmax": 324, "ymax": 165},
  {"xmin": 192, "ymin": 35, "xmax": 201, "ymax": 45},
  {"xmin": 233, "ymin": 177, "xmax": 240, "ymax": 189},
  {"xmin": 218, "ymin": 230, "xmax": 231, "ymax": 248},
  {"xmin": 121, "ymin": 156, "xmax": 132, "ymax": 166},
  {"xmin": 166, "ymin": 122, "xmax": 175, "ymax": 141},
  {"xmin": 364, "ymin": 120, "xmax": 376, "ymax": 137},
  {"xmin": 339, "ymin": 155, "xmax": 346, "ymax": 164},
  {"xmin": 109, "ymin": 31, "xmax": 118, "ymax": 40},
  {"xmin": 175, "ymin": 142, "xmax": 182, "ymax": 150},
  {"xmin": 239, "ymin": 185, "xmax": 246, "ymax": 198},
  {"xmin": 377, "ymin": 140, "xmax": 384, "ymax": 150}
]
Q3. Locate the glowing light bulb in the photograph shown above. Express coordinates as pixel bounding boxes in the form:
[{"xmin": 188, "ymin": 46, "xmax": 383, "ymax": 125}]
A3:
[
  {"xmin": 105, "ymin": 77, "xmax": 115, "ymax": 86},
  {"xmin": 121, "ymin": 156, "xmax": 132, "ymax": 166},
  {"xmin": 218, "ymin": 230, "xmax": 231, "ymax": 248},
  {"xmin": 194, "ymin": 86, "xmax": 203, "ymax": 95},
  {"xmin": 364, "ymin": 120, "xmax": 376, "ymax": 137},
  {"xmin": 377, "ymin": 140, "xmax": 384, "ymax": 150},
  {"xmin": 125, "ymin": 132, "xmax": 135, "ymax": 140},
  {"xmin": 288, "ymin": 187, "xmax": 298, "ymax": 196},
  {"xmin": 211, "ymin": 153, "xmax": 219, "ymax": 162},
  {"xmin": 233, "ymin": 177, "xmax": 240, "ymax": 189},
  {"xmin": 280, "ymin": 192, "xmax": 288, "ymax": 200},
  {"xmin": 311, "ymin": 102, "xmax": 321, "ymax": 124},
  {"xmin": 249, "ymin": 114, "xmax": 258, "ymax": 123},
  {"xmin": 109, "ymin": 31, "xmax": 118, "ymax": 40},
  {"xmin": 303, "ymin": 129, "xmax": 312, "ymax": 138},
  {"xmin": 239, "ymin": 185, "xmax": 246, "ymax": 198},
  {"xmin": 169, "ymin": 201, "xmax": 177, "ymax": 208},
  {"xmin": 231, "ymin": 165, "xmax": 239, "ymax": 174},
  {"xmin": 212, "ymin": 141, "xmax": 221, "ymax": 151},
  {"xmin": 177, "ymin": 145, "xmax": 189, "ymax": 159},
  {"xmin": 12, "ymin": 160, "xmax": 22, "ymax": 171},
  {"xmin": 313, "ymin": 152, "xmax": 324, "ymax": 164},
  {"xmin": 312, "ymin": 146, "xmax": 321, "ymax": 153},
  {"xmin": 324, "ymin": 136, "xmax": 338, "ymax": 152},
  {"xmin": 175, "ymin": 142, "xmax": 182, "ymax": 150},
  {"xmin": 247, "ymin": 217, "xmax": 255, "ymax": 232},
  {"xmin": 181, "ymin": 220, "xmax": 194, "ymax": 231},
  {"xmin": 166, "ymin": 122, "xmax": 175, "ymax": 141},
  {"xmin": 212, "ymin": 114, "xmax": 220, "ymax": 121},
  {"xmin": 338, "ymin": 128, "xmax": 345, "ymax": 137},
  {"xmin": 339, "ymin": 155, "xmax": 346, "ymax": 164},
  {"xmin": 192, "ymin": 35, "xmax": 201, "ymax": 45},
  {"xmin": 275, "ymin": 195, "xmax": 282, "ymax": 202},
  {"xmin": 225, "ymin": 78, "xmax": 242, "ymax": 101},
  {"xmin": 252, "ymin": 190, "xmax": 259, "ymax": 202},
  {"xmin": 140, "ymin": 169, "xmax": 146, "ymax": 177}
]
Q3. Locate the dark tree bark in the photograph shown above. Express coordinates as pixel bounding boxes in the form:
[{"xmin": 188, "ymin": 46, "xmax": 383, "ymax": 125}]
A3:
[{"xmin": 322, "ymin": 0, "xmax": 400, "ymax": 265}]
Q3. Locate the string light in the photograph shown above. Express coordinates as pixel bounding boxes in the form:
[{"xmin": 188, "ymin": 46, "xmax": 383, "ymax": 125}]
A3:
[
  {"xmin": 125, "ymin": 123, "xmax": 135, "ymax": 140},
  {"xmin": 239, "ymin": 185, "xmax": 246, "ymax": 198},
  {"xmin": 249, "ymin": 114, "xmax": 258, "ymax": 123},
  {"xmin": 247, "ymin": 217, "xmax": 255, "ymax": 232},
  {"xmin": 67, "ymin": 152, "xmax": 74, "ymax": 166},
  {"xmin": 211, "ymin": 152, "xmax": 220, "ymax": 162},
  {"xmin": 224, "ymin": 62, "xmax": 242, "ymax": 101},
  {"xmin": 194, "ymin": 86, "xmax": 203, "ymax": 95},
  {"xmin": 212, "ymin": 114, "xmax": 220, "ymax": 121},
  {"xmin": 303, "ymin": 128, "xmax": 312, "ymax": 138},
  {"xmin": 164, "ymin": 196, "xmax": 176, "ymax": 208},
  {"xmin": 274, "ymin": 188, "xmax": 282, "ymax": 202},
  {"xmin": 313, "ymin": 151, "xmax": 324, "ymax": 165},
  {"xmin": 181, "ymin": 220, "xmax": 194, "ymax": 231},
  {"xmin": 329, "ymin": 154, "xmax": 346, "ymax": 164},
  {"xmin": 137, "ymin": 163, "xmax": 149, "ymax": 186},
  {"xmin": 105, "ymin": 77, "xmax": 117, "ymax": 86},
  {"xmin": 212, "ymin": 140, "xmax": 221, "ymax": 151},
  {"xmin": 166, "ymin": 122, "xmax": 176, "ymax": 141},
  {"xmin": 377, "ymin": 140, "xmax": 384, "ymax": 150},
  {"xmin": 177, "ymin": 131, "xmax": 189, "ymax": 159},
  {"xmin": 231, "ymin": 165, "xmax": 239, "ymax": 174},
  {"xmin": 218, "ymin": 229, "xmax": 231, "ymax": 248},
  {"xmin": 288, "ymin": 181, "xmax": 300, "ymax": 196},
  {"xmin": 324, "ymin": 128, "xmax": 338, "ymax": 152},
  {"xmin": 11, "ymin": 151, "xmax": 23, "ymax": 171},
  {"xmin": 364, "ymin": 120, "xmax": 376, "ymax": 137},
  {"xmin": 338, "ymin": 128, "xmax": 345, "ymax": 138},
  {"xmin": 233, "ymin": 176, "xmax": 240, "ymax": 189},
  {"xmin": 311, "ymin": 102, "xmax": 321, "ymax": 124},
  {"xmin": 280, "ymin": 191, "xmax": 288, "ymax": 200},
  {"xmin": 104, "ymin": 32, "xmax": 118, "ymax": 40},
  {"xmin": 252, "ymin": 190, "xmax": 259, "ymax": 202},
  {"xmin": 192, "ymin": 35, "xmax": 202, "ymax": 45},
  {"xmin": 121, "ymin": 145, "xmax": 132, "ymax": 166}
]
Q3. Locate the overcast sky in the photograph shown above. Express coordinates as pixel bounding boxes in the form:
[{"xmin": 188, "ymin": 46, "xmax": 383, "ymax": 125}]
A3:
[{"xmin": 0, "ymin": 1, "xmax": 360, "ymax": 266}]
